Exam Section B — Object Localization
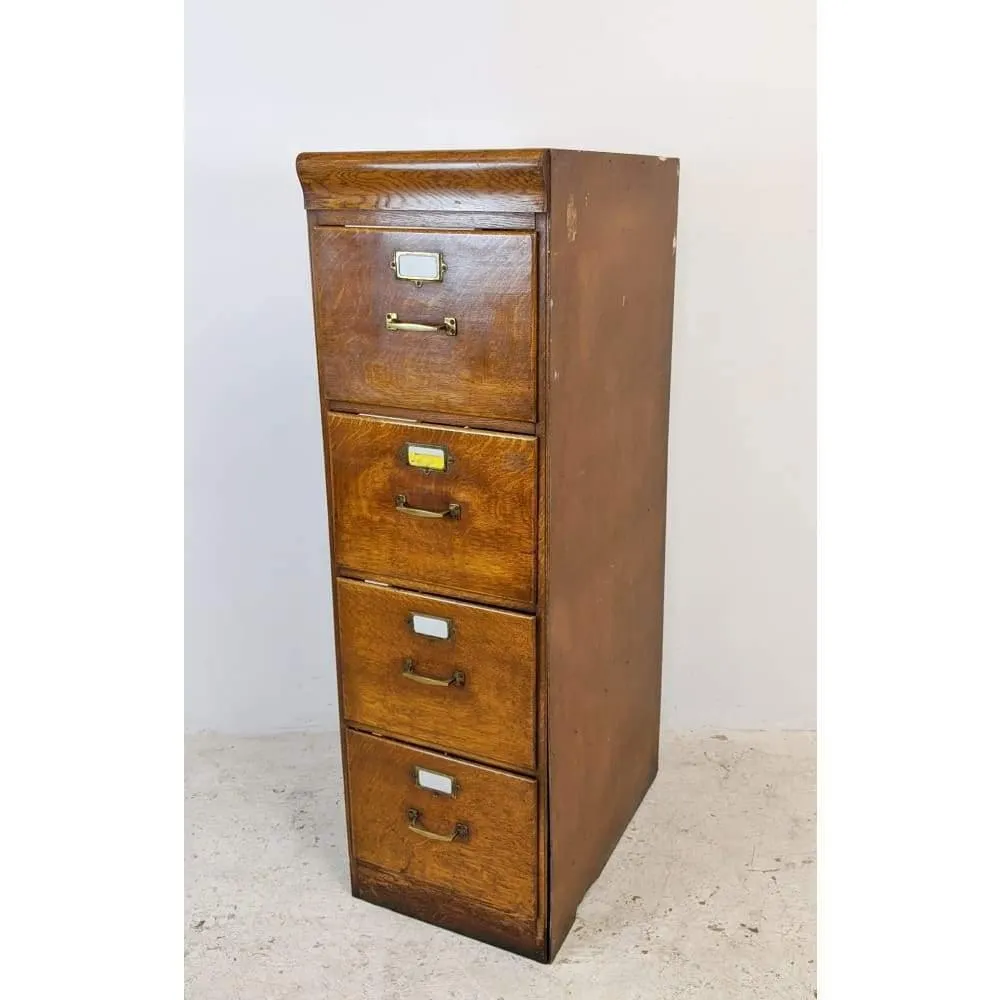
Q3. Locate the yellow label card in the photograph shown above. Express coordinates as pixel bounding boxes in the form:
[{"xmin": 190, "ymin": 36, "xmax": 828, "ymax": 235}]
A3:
[{"xmin": 406, "ymin": 444, "xmax": 447, "ymax": 471}]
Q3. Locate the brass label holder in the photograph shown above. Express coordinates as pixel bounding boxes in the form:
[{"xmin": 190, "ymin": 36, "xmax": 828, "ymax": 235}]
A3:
[
  {"xmin": 408, "ymin": 612, "xmax": 453, "ymax": 640},
  {"xmin": 413, "ymin": 766, "xmax": 459, "ymax": 796},
  {"xmin": 390, "ymin": 250, "xmax": 446, "ymax": 286},
  {"xmin": 405, "ymin": 443, "xmax": 450, "ymax": 473}
]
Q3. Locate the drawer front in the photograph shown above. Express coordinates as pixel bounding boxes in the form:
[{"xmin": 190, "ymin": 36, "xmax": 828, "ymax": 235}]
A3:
[
  {"xmin": 345, "ymin": 729, "xmax": 537, "ymax": 919},
  {"xmin": 338, "ymin": 579, "xmax": 536, "ymax": 772},
  {"xmin": 327, "ymin": 413, "xmax": 537, "ymax": 608},
  {"xmin": 310, "ymin": 227, "xmax": 537, "ymax": 423}
]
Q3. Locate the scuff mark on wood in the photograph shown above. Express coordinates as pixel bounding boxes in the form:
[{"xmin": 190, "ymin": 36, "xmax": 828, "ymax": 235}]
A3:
[{"xmin": 566, "ymin": 195, "xmax": 578, "ymax": 243}]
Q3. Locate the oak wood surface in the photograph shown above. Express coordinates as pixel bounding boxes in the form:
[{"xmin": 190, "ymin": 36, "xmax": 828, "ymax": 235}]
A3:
[
  {"xmin": 311, "ymin": 209, "xmax": 537, "ymax": 231},
  {"xmin": 311, "ymin": 227, "xmax": 537, "ymax": 423},
  {"xmin": 337, "ymin": 578, "xmax": 536, "ymax": 772},
  {"xmin": 354, "ymin": 862, "xmax": 544, "ymax": 960},
  {"xmin": 544, "ymin": 150, "xmax": 680, "ymax": 955},
  {"xmin": 327, "ymin": 413, "xmax": 537, "ymax": 608},
  {"xmin": 305, "ymin": 218, "xmax": 359, "ymax": 893},
  {"xmin": 345, "ymin": 729, "xmax": 538, "ymax": 919},
  {"xmin": 328, "ymin": 399, "xmax": 536, "ymax": 437},
  {"xmin": 298, "ymin": 149, "xmax": 679, "ymax": 963},
  {"xmin": 296, "ymin": 149, "xmax": 548, "ymax": 213},
  {"xmin": 533, "ymin": 210, "xmax": 551, "ymax": 947}
]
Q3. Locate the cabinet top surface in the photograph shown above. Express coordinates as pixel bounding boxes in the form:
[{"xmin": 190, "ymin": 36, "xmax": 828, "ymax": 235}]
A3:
[
  {"xmin": 295, "ymin": 149, "xmax": 678, "ymax": 214},
  {"xmin": 297, "ymin": 148, "xmax": 547, "ymax": 164}
]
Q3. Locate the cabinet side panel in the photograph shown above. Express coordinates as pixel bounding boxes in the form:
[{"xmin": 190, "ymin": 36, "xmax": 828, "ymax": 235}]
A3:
[{"xmin": 545, "ymin": 151, "xmax": 679, "ymax": 954}]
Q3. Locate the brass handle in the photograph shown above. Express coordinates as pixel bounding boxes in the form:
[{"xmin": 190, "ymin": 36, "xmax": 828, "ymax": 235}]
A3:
[
  {"xmin": 401, "ymin": 657, "xmax": 465, "ymax": 688},
  {"xmin": 406, "ymin": 807, "xmax": 469, "ymax": 843},
  {"xmin": 385, "ymin": 313, "xmax": 458, "ymax": 336},
  {"xmin": 394, "ymin": 494, "xmax": 461, "ymax": 519}
]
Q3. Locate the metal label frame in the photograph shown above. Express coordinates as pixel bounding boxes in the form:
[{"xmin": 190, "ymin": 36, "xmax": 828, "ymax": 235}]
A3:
[
  {"xmin": 408, "ymin": 612, "xmax": 454, "ymax": 641},
  {"xmin": 402, "ymin": 441, "xmax": 452, "ymax": 474},
  {"xmin": 413, "ymin": 766, "xmax": 459, "ymax": 797},
  {"xmin": 390, "ymin": 250, "xmax": 446, "ymax": 285}
]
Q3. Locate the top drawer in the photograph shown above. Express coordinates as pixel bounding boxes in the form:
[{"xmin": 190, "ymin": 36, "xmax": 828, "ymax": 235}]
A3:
[{"xmin": 309, "ymin": 228, "xmax": 537, "ymax": 424}]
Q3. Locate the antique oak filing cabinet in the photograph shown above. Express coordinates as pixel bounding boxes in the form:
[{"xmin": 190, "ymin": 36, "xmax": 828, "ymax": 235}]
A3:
[{"xmin": 295, "ymin": 149, "xmax": 679, "ymax": 962}]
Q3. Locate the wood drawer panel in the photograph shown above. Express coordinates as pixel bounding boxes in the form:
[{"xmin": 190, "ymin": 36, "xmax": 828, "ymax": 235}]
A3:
[
  {"xmin": 354, "ymin": 862, "xmax": 542, "ymax": 959},
  {"xmin": 327, "ymin": 413, "xmax": 537, "ymax": 608},
  {"xmin": 345, "ymin": 729, "xmax": 538, "ymax": 919},
  {"xmin": 338, "ymin": 579, "xmax": 536, "ymax": 772},
  {"xmin": 310, "ymin": 227, "xmax": 536, "ymax": 423}
]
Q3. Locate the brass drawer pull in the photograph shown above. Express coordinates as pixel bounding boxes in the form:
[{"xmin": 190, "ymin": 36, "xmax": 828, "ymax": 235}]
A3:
[
  {"xmin": 394, "ymin": 494, "xmax": 461, "ymax": 519},
  {"xmin": 385, "ymin": 312, "xmax": 458, "ymax": 336},
  {"xmin": 406, "ymin": 807, "xmax": 469, "ymax": 843},
  {"xmin": 401, "ymin": 657, "xmax": 465, "ymax": 688}
]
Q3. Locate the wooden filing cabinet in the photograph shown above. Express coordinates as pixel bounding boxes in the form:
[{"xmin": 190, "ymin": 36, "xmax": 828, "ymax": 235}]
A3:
[{"xmin": 295, "ymin": 149, "xmax": 679, "ymax": 962}]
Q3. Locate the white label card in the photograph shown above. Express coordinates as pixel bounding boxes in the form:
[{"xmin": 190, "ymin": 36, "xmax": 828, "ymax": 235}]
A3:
[
  {"xmin": 415, "ymin": 768, "xmax": 454, "ymax": 795},
  {"xmin": 411, "ymin": 613, "xmax": 450, "ymax": 640},
  {"xmin": 394, "ymin": 251, "xmax": 442, "ymax": 281}
]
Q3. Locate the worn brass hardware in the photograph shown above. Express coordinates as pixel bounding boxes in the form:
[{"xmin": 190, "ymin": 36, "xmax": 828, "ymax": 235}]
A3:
[
  {"xmin": 407, "ymin": 612, "xmax": 454, "ymax": 640},
  {"xmin": 385, "ymin": 312, "xmax": 457, "ymax": 336},
  {"xmin": 394, "ymin": 494, "xmax": 461, "ymax": 519},
  {"xmin": 401, "ymin": 657, "xmax": 465, "ymax": 688},
  {"xmin": 413, "ymin": 766, "xmax": 459, "ymax": 796},
  {"xmin": 406, "ymin": 807, "xmax": 469, "ymax": 842},
  {"xmin": 390, "ymin": 250, "xmax": 446, "ymax": 286},
  {"xmin": 405, "ymin": 443, "xmax": 450, "ymax": 473}
]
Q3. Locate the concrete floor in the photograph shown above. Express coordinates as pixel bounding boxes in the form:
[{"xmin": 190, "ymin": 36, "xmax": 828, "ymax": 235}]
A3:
[{"xmin": 185, "ymin": 731, "xmax": 815, "ymax": 999}]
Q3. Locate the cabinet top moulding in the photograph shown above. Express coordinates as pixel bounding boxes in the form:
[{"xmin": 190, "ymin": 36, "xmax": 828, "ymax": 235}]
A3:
[
  {"xmin": 296, "ymin": 148, "xmax": 679, "ymax": 216},
  {"xmin": 295, "ymin": 148, "xmax": 549, "ymax": 214}
]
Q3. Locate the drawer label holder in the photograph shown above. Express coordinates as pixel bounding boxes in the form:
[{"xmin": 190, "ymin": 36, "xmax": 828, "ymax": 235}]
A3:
[
  {"xmin": 391, "ymin": 250, "xmax": 446, "ymax": 285},
  {"xmin": 413, "ymin": 767, "xmax": 458, "ymax": 796},
  {"xmin": 409, "ymin": 612, "xmax": 452, "ymax": 640},
  {"xmin": 405, "ymin": 443, "xmax": 449, "ymax": 472}
]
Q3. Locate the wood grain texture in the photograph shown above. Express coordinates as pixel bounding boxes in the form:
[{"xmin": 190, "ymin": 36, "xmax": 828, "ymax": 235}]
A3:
[
  {"xmin": 544, "ymin": 150, "xmax": 680, "ymax": 956},
  {"xmin": 311, "ymin": 209, "xmax": 537, "ymax": 231},
  {"xmin": 328, "ymin": 399, "xmax": 536, "ymax": 437},
  {"xmin": 304, "ymin": 216, "xmax": 360, "ymax": 893},
  {"xmin": 327, "ymin": 413, "xmax": 537, "ymax": 608},
  {"xmin": 532, "ymin": 210, "xmax": 552, "ymax": 949},
  {"xmin": 296, "ymin": 149, "xmax": 548, "ymax": 213},
  {"xmin": 345, "ymin": 730, "xmax": 538, "ymax": 919},
  {"xmin": 354, "ymin": 862, "xmax": 544, "ymax": 960},
  {"xmin": 297, "ymin": 149, "xmax": 679, "ymax": 962},
  {"xmin": 311, "ymin": 227, "xmax": 537, "ymax": 423},
  {"xmin": 337, "ymin": 578, "xmax": 536, "ymax": 772}
]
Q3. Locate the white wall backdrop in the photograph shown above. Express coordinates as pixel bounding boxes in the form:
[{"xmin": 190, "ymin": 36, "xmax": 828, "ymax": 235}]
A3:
[{"xmin": 185, "ymin": 0, "xmax": 815, "ymax": 732}]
